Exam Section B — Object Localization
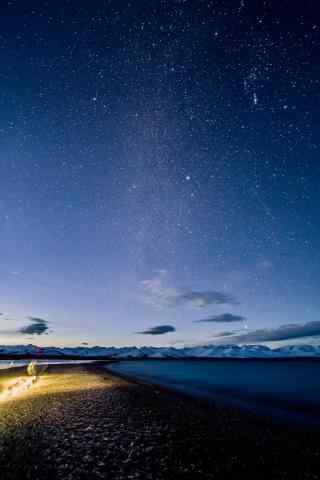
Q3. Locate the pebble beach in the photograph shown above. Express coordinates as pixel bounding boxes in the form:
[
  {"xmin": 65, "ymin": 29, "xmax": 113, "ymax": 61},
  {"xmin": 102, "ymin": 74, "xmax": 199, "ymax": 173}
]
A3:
[{"xmin": 0, "ymin": 364, "xmax": 319, "ymax": 480}]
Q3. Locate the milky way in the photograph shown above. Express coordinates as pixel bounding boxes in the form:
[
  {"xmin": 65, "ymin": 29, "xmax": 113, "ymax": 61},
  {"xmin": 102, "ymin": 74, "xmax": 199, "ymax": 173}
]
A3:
[{"xmin": 0, "ymin": 1, "xmax": 319, "ymax": 347}]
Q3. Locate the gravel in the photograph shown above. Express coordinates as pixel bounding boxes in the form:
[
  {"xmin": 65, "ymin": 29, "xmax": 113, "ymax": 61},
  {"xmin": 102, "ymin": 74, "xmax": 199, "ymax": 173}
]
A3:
[{"xmin": 0, "ymin": 364, "xmax": 319, "ymax": 480}]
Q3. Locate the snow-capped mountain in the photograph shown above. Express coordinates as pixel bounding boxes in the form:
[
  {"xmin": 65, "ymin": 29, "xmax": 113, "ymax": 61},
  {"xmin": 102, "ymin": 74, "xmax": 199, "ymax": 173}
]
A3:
[{"xmin": 0, "ymin": 344, "xmax": 319, "ymax": 358}]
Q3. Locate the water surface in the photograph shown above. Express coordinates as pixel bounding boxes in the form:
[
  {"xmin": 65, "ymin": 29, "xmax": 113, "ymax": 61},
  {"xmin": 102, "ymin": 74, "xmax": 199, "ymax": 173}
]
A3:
[{"xmin": 108, "ymin": 360, "xmax": 320, "ymax": 427}]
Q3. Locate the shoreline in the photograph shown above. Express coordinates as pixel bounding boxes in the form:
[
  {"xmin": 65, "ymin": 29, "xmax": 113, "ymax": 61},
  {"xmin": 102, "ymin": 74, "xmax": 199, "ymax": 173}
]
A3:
[
  {"xmin": 0, "ymin": 364, "xmax": 319, "ymax": 479},
  {"xmin": 1, "ymin": 362, "xmax": 319, "ymax": 431},
  {"xmin": 105, "ymin": 362, "xmax": 320, "ymax": 432}
]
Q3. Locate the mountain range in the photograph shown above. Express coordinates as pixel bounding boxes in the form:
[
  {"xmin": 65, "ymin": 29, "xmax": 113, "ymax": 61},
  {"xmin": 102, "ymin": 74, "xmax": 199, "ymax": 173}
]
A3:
[{"xmin": 0, "ymin": 344, "xmax": 319, "ymax": 359}]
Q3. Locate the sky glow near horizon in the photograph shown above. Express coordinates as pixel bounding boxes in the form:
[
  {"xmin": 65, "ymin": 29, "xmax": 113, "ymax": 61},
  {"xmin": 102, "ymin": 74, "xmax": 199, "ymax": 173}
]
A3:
[{"xmin": 0, "ymin": 1, "xmax": 319, "ymax": 348}]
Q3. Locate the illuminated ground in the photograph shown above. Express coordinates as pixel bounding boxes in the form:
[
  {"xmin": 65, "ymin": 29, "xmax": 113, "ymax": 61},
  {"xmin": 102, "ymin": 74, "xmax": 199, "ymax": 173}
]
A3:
[
  {"xmin": 0, "ymin": 365, "xmax": 113, "ymax": 403},
  {"xmin": 0, "ymin": 364, "xmax": 319, "ymax": 480}
]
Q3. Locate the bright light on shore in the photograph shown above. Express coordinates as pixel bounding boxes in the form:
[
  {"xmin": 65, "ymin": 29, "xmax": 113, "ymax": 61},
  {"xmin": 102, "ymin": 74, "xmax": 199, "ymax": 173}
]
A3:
[
  {"xmin": 0, "ymin": 360, "xmax": 41, "ymax": 403},
  {"xmin": 0, "ymin": 375, "xmax": 37, "ymax": 402},
  {"xmin": 0, "ymin": 364, "xmax": 110, "ymax": 404}
]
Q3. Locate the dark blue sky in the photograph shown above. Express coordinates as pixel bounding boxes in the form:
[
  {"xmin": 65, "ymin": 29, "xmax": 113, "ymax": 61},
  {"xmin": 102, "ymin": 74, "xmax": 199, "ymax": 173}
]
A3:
[{"xmin": 0, "ymin": 0, "xmax": 319, "ymax": 347}]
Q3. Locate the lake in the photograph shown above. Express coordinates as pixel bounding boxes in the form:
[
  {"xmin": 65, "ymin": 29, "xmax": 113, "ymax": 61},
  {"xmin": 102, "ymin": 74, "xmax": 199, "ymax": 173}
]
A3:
[{"xmin": 108, "ymin": 359, "xmax": 320, "ymax": 427}]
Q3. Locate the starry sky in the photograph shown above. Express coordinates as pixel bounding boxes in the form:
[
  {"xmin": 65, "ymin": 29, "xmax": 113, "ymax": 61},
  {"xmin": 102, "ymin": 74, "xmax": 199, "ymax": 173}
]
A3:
[{"xmin": 1, "ymin": 0, "xmax": 320, "ymax": 348}]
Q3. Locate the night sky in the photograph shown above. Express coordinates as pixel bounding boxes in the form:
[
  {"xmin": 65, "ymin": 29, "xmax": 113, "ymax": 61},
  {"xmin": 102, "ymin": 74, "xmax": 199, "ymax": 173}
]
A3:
[{"xmin": 1, "ymin": 0, "xmax": 319, "ymax": 348}]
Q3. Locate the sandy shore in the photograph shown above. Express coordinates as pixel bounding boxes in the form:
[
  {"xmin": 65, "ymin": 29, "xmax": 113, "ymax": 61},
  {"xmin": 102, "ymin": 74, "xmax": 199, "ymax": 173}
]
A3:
[{"xmin": 0, "ymin": 364, "xmax": 319, "ymax": 479}]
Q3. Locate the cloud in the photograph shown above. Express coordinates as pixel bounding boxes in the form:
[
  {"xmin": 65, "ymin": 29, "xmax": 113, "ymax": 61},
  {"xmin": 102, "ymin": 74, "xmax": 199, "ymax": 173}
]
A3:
[
  {"xmin": 26, "ymin": 316, "xmax": 47, "ymax": 323},
  {"xmin": 141, "ymin": 275, "xmax": 237, "ymax": 309},
  {"xmin": 137, "ymin": 325, "xmax": 176, "ymax": 335},
  {"xmin": 214, "ymin": 330, "xmax": 239, "ymax": 337},
  {"xmin": 193, "ymin": 313, "xmax": 246, "ymax": 323},
  {"xmin": 214, "ymin": 321, "xmax": 320, "ymax": 344},
  {"xmin": 177, "ymin": 291, "xmax": 238, "ymax": 307},
  {"xmin": 19, "ymin": 317, "xmax": 49, "ymax": 336},
  {"xmin": 0, "ymin": 316, "xmax": 50, "ymax": 336}
]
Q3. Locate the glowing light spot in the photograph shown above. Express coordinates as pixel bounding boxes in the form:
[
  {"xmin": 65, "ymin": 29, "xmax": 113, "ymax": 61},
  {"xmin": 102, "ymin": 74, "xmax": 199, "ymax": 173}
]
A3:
[{"xmin": 0, "ymin": 376, "xmax": 37, "ymax": 402}]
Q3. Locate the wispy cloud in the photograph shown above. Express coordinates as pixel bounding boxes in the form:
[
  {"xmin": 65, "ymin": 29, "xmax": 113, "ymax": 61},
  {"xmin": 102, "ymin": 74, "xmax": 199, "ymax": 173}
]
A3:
[
  {"xmin": 19, "ymin": 317, "xmax": 49, "ymax": 336},
  {"xmin": 0, "ymin": 316, "xmax": 50, "ymax": 336},
  {"xmin": 136, "ymin": 325, "xmax": 176, "ymax": 335},
  {"xmin": 193, "ymin": 313, "xmax": 246, "ymax": 323},
  {"xmin": 141, "ymin": 274, "xmax": 238, "ymax": 309},
  {"xmin": 213, "ymin": 330, "xmax": 239, "ymax": 337},
  {"xmin": 213, "ymin": 321, "xmax": 320, "ymax": 344}
]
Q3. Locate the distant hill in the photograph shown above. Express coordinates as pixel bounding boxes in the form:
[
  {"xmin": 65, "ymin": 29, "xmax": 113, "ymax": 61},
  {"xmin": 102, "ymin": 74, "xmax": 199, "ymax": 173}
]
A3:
[{"xmin": 0, "ymin": 343, "xmax": 319, "ymax": 360}]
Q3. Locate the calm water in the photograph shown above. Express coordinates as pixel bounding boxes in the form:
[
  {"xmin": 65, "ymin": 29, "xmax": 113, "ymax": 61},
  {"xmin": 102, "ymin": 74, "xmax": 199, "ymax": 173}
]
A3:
[{"xmin": 108, "ymin": 360, "xmax": 320, "ymax": 427}]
